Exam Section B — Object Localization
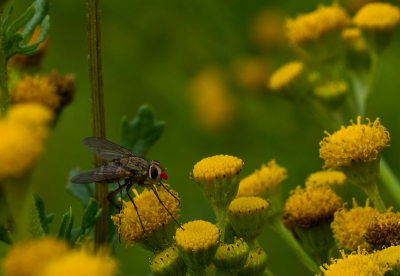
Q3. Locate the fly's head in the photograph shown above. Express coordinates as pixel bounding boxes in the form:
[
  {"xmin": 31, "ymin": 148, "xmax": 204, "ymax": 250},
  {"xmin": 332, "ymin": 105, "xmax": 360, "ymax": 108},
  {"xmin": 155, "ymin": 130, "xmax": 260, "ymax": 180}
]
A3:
[{"xmin": 148, "ymin": 160, "xmax": 168, "ymax": 183}]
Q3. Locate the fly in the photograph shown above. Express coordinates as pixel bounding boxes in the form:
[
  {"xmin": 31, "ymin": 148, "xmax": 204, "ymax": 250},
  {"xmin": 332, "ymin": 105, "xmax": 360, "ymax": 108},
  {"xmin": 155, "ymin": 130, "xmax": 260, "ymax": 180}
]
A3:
[{"xmin": 70, "ymin": 137, "xmax": 181, "ymax": 233}]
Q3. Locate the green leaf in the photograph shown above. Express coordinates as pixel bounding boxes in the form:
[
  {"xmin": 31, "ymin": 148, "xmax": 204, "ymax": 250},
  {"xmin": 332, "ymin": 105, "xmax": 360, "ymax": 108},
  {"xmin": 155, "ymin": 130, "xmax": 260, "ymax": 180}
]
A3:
[
  {"xmin": 2, "ymin": 3, "xmax": 14, "ymax": 34},
  {"xmin": 57, "ymin": 207, "xmax": 74, "ymax": 242},
  {"xmin": 21, "ymin": 0, "xmax": 50, "ymax": 40},
  {"xmin": 81, "ymin": 198, "xmax": 102, "ymax": 231},
  {"xmin": 120, "ymin": 104, "xmax": 165, "ymax": 157},
  {"xmin": 66, "ymin": 167, "xmax": 95, "ymax": 208},
  {"xmin": 6, "ymin": 4, "xmax": 35, "ymax": 37},
  {"xmin": 0, "ymin": 224, "xmax": 12, "ymax": 245},
  {"xmin": 107, "ymin": 188, "xmax": 119, "ymax": 255},
  {"xmin": 33, "ymin": 193, "xmax": 53, "ymax": 235},
  {"xmin": 46, "ymin": 213, "xmax": 55, "ymax": 223},
  {"xmin": 70, "ymin": 226, "xmax": 83, "ymax": 244}
]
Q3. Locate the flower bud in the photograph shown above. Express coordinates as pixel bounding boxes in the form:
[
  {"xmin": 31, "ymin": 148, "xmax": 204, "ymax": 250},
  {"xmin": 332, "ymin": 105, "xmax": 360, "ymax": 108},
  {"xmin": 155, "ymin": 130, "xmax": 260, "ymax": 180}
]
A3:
[
  {"xmin": 213, "ymin": 238, "xmax": 249, "ymax": 275},
  {"xmin": 150, "ymin": 246, "xmax": 187, "ymax": 276},
  {"xmin": 237, "ymin": 247, "xmax": 268, "ymax": 276}
]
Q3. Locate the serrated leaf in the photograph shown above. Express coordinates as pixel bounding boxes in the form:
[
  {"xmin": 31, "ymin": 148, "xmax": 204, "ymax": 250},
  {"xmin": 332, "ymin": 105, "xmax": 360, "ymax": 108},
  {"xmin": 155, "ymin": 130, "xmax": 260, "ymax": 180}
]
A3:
[
  {"xmin": 57, "ymin": 207, "xmax": 73, "ymax": 242},
  {"xmin": 70, "ymin": 227, "xmax": 84, "ymax": 244},
  {"xmin": 120, "ymin": 104, "xmax": 165, "ymax": 157},
  {"xmin": 0, "ymin": 224, "xmax": 12, "ymax": 245},
  {"xmin": 21, "ymin": 0, "xmax": 50, "ymax": 40},
  {"xmin": 33, "ymin": 193, "xmax": 52, "ymax": 235},
  {"xmin": 81, "ymin": 198, "xmax": 102, "ymax": 231},
  {"xmin": 66, "ymin": 167, "xmax": 95, "ymax": 208},
  {"xmin": 2, "ymin": 4, "xmax": 14, "ymax": 34},
  {"xmin": 46, "ymin": 213, "xmax": 55, "ymax": 223},
  {"xmin": 6, "ymin": 4, "xmax": 35, "ymax": 37}
]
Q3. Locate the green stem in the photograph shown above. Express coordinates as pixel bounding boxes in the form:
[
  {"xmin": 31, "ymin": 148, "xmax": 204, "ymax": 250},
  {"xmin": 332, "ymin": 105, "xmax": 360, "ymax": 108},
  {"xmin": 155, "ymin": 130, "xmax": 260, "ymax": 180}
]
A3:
[
  {"xmin": 269, "ymin": 216, "xmax": 320, "ymax": 275},
  {"xmin": 212, "ymin": 203, "xmax": 228, "ymax": 244},
  {"xmin": 0, "ymin": 5, "xmax": 9, "ymax": 114},
  {"xmin": 263, "ymin": 267, "xmax": 276, "ymax": 276},
  {"xmin": 379, "ymin": 157, "xmax": 400, "ymax": 208},
  {"xmin": 362, "ymin": 179, "xmax": 387, "ymax": 213},
  {"xmin": 86, "ymin": 0, "xmax": 108, "ymax": 247},
  {"xmin": 364, "ymin": 50, "xmax": 379, "ymax": 115}
]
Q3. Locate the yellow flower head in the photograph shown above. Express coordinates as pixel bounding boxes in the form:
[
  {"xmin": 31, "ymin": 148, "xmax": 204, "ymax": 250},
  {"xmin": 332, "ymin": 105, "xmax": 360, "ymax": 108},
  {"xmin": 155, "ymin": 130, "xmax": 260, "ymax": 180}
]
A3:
[
  {"xmin": 237, "ymin": 160, "xmax": 287, "ymax": 198},
  {"xmin": 286, "ymin": 3, "xmax": 351, "ymax": 45},
  {"xmin": 378, "ymin": 245, "xmax": 400, "ymax": 270},
  {"xmin": 2, "ymin": 237, "xmax": 69, "ymax": 276},
  {"xmin": 314, "ymin": 81, "xmax": 348, "ymax": 99},
  {"xmin": 112, "ymin": 185, "xmax": 180, "ymax": 246},
  {"xmin": 319, "ymin": 116, "xmax": 390, "ymax": 169},
  {"xmin": 283, "ymin": 185, "xmax": 342, "ymax": 228},
  {"xmin": 9, "ymin": 27, "xmax": 48, "ymax": 68},
  {"xmin": 341, "ymin": 27, "xmax": 367, "ymax": 51},
  {"xmin": 7, "ymin": 103, "xmax": 54, "ymax": 134},
  {"xmin": 176, "ymin": 220, "xmax": 219, "ymax": 252},
  {"xmin": 268, "ymin": 61, "xmax": 303, "ymax": 91},
  {"xmin": 331, "ymin": 198, "xmax": 380, "ymax": 252},
  {"xmin": 47, "ymin": 70, "xmax": 76, "ymax": 108},
  {"xmin": 11, "ymin": 75, "xmax": 60, "ymax": 110},
  {"xmin": 229, "ymin": 196, "xmax": 270, "ymax": 215},
  {"xmin": 188, "ymin": 66, "xmax": 236, "ymax": 131},
  {"xmin": 353, "ymin": 2, "xmax": 400, "ymax": 32},
  {"xmin": 150, "ymin": 246, "xmax": 187, "ymax": 276},
  {"xmin": 364, "ymin": 212, "xmax": 400, "ymax": 250},
  {"xmin": 305, "ymin": 170, "xmax": 347, "ymax": 189},
  {"xmin": 320, "ymin": 247, "xmax": 390, "ymax": 275},
  {"xmin": 193, "ymin": 155, "xmax": 243, "ymax": 184},
  {"xmin": 249, "ymin": 9, "xmax": 286, "ymax": 48},
  {"xmin": 231, "ymin": 57, "xmax": 269, "ymax": 93}
]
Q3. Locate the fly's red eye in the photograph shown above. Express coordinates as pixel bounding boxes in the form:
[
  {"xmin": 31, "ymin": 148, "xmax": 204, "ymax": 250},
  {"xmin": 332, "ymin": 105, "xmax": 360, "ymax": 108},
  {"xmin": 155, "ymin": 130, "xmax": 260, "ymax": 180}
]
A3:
[{"xmin": 161, "ymin": 172, "xmax": 168, "ymax": 180}]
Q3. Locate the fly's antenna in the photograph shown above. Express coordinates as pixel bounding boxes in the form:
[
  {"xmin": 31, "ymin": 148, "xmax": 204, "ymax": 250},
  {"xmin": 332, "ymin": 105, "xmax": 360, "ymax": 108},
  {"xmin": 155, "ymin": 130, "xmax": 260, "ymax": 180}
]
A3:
[
  {"xmin": 158, "ymin": 182, "xmax": 181, "ymax": 206},
  {"xmin": 150, "ymin": 184, "xmax": 184, "ymax": 231}
]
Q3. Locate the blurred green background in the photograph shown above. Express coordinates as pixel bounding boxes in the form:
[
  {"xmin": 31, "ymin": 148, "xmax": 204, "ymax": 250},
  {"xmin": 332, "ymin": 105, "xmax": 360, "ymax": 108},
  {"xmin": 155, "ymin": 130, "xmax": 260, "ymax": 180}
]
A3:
[{"xmin": 12, "ymin": 0, "xmax": 400, "ymax": 275}]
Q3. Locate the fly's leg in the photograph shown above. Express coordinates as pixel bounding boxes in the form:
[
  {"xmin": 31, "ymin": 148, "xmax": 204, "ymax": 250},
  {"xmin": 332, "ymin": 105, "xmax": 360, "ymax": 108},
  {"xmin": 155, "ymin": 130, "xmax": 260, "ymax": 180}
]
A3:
[
  {"xmin": 107, "ymin": 183, "xmax": 126, "ymax": 212},
  {"xmin": 150, "ymin": 184, "xmax": 184, "ymax": 230},
  {"xmin": 125, "ymin": 181, "xmax": 146, "ymax": 234},
  {"xmin": 158, "ymin": 182, "xmax": 181, "ymax": 206}
]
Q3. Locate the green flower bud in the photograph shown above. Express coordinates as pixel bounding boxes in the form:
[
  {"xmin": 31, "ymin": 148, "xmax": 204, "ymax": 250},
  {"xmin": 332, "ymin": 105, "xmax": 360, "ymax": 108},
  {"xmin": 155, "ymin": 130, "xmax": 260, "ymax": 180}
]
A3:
[
  {"xmin": 213, "ymin": 238, "xmax": 249, "ymax": 275},
  {"xmin": 149, "ymin": 247, "xmax": 187, "ymax": 276},
  {"xmin": 238, "ymin": 248, "xmax": 268, "ymax": 276}
]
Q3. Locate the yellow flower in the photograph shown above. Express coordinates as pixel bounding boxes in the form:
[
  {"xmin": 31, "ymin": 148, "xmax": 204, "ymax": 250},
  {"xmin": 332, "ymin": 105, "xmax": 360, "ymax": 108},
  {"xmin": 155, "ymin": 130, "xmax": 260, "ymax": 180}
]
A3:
[
  {"xmin": 268, "ymin": 61, "xmax": 303, "ymax": 91},
  {"xmin": 46, "ymin": 70, "xmax": 76, "ymax": 108},
  {"xmin": 378, "ymin": 245, "xmax": 400, "ymax": 272},
  {"xmin": 319, "ymin": 247, "xmax": 390, "ymax": 275},
  {"xmin": 11, "ymin": 75, "xmax": 60, "ymax": 110},
  {"xmin": 286, "ymin": 3, "xmax": 350, "ymax": 45},
  {"xmin": 353, "ymin": 2, "xmax": 400, "ymax": 32},
  {"xmin": 175, "ymin": 220, "xmax": 219, "ymax": 272},
  {"xmin": 188, "ymin": 66, "xmax": 236, "ymax": 131},
  {"xmin": 193, "ymin": 155, "xmax": 243, "ymax": 184},
  {"xmin": 364, "ymin": 212, "xmax": 400, "ymax": 250},
  {"xmin": 283, "ymin": 185, "xmax": 342, "ymax": 229},
  {"xmin": 237, "ymin": 160, "xmax": 287, "ymax": 198},
  {"xmin": 249, "ymin": 9, "xmax": 286, "ymax": 48},
  {"xmin": 341, "ymin": 28, "xmax": 367, "ymax": 51},
  {"xmin": 314, "ymin": 81, "xmax": 348, "ymax": 98},
  {"xmin": 41, "ymin": 249, "xmax": 118, "ymax": 276},
  {"xmin": 9, "ymin": 27, "xmax": 48, "ymax": 69},
  {"xmin": 2, "ymin": 237, "xmax": 69, "ymax": 276},
  {"xmin": 331, "ymin": 198, "xmax": 380, "ymax": 252},
  {"xmin": 112, "ymin": 184, "xmax": 180, "ymax": 247},
  {"xmin": 319, "ymin": 116, "xmax": 390, "ymax": 169},
  {"xmin": 306, "ymin": 170, "xmax": 346, "ymax": 189},
  {"xmin": 231, "ymin": 57, "xmax": 269, "ymax": 93}
]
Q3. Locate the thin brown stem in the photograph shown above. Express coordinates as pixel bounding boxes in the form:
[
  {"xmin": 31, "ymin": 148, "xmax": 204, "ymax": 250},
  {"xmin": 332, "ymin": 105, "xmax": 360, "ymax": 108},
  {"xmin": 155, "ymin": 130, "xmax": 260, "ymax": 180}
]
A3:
[{"xmin": 86, "ymin": 0, "xmax": 108, "ymax": 247}]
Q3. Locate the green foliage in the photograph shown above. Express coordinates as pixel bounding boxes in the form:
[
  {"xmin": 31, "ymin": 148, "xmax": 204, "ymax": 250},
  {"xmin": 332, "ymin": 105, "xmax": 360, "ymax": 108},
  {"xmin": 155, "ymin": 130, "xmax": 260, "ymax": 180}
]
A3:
[
  {"xmin": 120, "ymin": 104, "xmax": 165, "ymax": 157},
  {"xmin": 33, "ymin": 193, "xmax": 54, "ymax": 235},
  {"xmin": 66, "ymin": 168, "xmax": 95, "ymax": 208},
  {"xmin": 0, "ymin": 224, "xmax": 12, "ymax": 245},
  {"xmin": 2, "ymin": 0, "xmax": 50, "ymax": 61},
  {"xmin": 57, "ymin": 207, "xmax": 73, "ymax": 241}
]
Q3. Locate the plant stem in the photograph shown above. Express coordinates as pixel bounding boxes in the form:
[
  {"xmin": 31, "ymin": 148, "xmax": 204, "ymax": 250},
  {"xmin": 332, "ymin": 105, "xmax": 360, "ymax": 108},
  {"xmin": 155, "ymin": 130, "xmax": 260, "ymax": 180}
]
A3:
[
  {"xmin": 86, "ymin": 0, "xmax": 108, "ymax": 247},
  {"xmin": 362, "ymin": 179, "xmax": 387, "ymax": 213},
  {"xmin": 0, "ymin": 5, "xmax": 9, "ymax": 114},
  {"xmin": 269, "ymin": 216, "xmax": 320, "ymax": 275},
  {"xmin": 212, "ymin": 203, "xmax": 228, "ymax": 244},
  {"xmin": 379, "ymin": 157, "xmax": 400, "ymax": 208}
]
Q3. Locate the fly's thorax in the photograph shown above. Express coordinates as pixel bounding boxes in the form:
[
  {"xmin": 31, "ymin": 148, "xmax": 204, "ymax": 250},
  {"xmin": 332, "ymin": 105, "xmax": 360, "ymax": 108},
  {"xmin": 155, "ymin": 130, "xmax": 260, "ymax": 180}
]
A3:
[{"xmin": 122, "ymin": 157, "xmax": 150, "ymax": 177}]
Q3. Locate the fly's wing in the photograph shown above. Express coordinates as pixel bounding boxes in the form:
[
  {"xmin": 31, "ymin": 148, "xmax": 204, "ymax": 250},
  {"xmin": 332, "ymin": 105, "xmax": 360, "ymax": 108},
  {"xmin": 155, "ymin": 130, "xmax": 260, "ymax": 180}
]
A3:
[
  {"xmin": 82, "ymin": 137, "xmax": 135, "ymax": 160},
  {"xmin": 70, "ymin": 162, "xmax": 132, "ymax": 184}
]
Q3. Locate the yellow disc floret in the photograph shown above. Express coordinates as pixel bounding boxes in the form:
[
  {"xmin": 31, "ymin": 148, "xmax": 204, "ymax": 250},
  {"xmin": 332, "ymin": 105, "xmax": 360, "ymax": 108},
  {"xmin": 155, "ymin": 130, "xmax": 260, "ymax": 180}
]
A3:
[
  {"xmin": 112, "ymin": 185, "xmax": 180, "ymax": 246},
  {"xmin": 314, "ymin": 81, "xmax": 348, "ymax": 98},
  {"xmin": 283, "ymin": 185, "xmax": 342, "ymax": 228},
  {"xmin": 286, "ymin": 3, "xmax": 350, "ymax": 45},
  {"xmin": 306, "ymin": 170, "xmax": 347, "ymax": 189},
  {"xmin": 364, "ymin": 212, "xmax": 400, "ymax": 250},
  {"xmin": 237, "ymin": 160, "xmax": 287, "ymax": 198},
  {"xmin": 2, "ymin": 237, "xmax": 69, "ymax": 276},
  {"xmin": 319, "ymin": 116, "xmax": 390, "ymax": 169},
  {"xmin": 353, "ymin": 2, "xmax": 400, "ymax": 32},
  {"xmin": 268, "ymin": 61, "xmax": 303, "ymax": 91},
  {"xmin": 229, "ymin": 197, "xmax": 270, "ymax": 215},
  {"xmin": 331, "ymin": 198, "xmax": 380, "ymax": 252},
  {"xmin": 11, "ymin": 75, "xmax": 60, "ymax": 110},
  {"xmin": 378, "ymin": 245, "xmax": 400, "ymax": 268},
  {"xmin": 320, "ymin": 247, "xmax": 390, "ymax": 275},
  {"xmin": 341, "ymin": 27, "xmax": 367, "ymax": 51},
  {"xmin": 193, "ymin": 155, "xmax": 243, "ymax": 183},
  {"xmin": 175, "ymin": 220, "xmax": 219, "ymax": 252}
]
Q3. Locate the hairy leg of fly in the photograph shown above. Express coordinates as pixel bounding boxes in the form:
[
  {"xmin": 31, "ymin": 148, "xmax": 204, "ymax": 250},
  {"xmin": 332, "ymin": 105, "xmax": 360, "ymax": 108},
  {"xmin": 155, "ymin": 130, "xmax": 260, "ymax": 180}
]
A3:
[
  {"xmin": 107, "ymin": 183, "xmax": 126, "ymax": 212},
  {"xmin": 125, "ymin": 181, "xmax": 146, "ymax": 234}
]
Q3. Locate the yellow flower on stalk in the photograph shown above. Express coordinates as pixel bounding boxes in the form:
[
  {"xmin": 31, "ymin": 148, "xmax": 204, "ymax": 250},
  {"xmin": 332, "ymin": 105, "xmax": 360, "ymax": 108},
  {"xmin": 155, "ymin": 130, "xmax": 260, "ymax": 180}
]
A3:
[
  {"xmin": 188, "ymin": 66, "xmax": 236, "ymax": 131},
  {"xmin": 112, "ymin": 185, "xmax": 180, "ymax": 248},
  {"xmin": 286, "ymin": 2, "xmax": 350, "ymax": 45},
  {"xmin": 319, "ymin": 116, "xmax": 390, "ymax": 169},
  {"xmin": 2, "ymin": 237, "xmax": 69, "ymax": 276},
  {"xmin": 41, "ymin": 248, "xmax": 118, "ymax": 276},
  {"xmin": 364, "ymin": 212, "xmax": 400, "ymax": 250},
  {"xmin": 193, "ymin": 155, "xmax": 243, "ymax": 183},
  {"xmin": 331, "ymin": 198, "xmax": 380, "ymax": 252},
  {"xmin": 341, "ymin": 28, "xmax": 367, "ymax": 51},
  {"xmin": 319, "ymin": 247, "xmax": 390, "ymax": 275},
  {"xmin": 353, "ymin": 2, "xmax": 400, "ymax": 32},
  {"xmin": 306, "ymin": 170, "xmax": 346, "ymax": 189},
  {"xmin": 378, "ymin": 245, "xmax": 400, "ymax": 272},
  {"xmin": 268, "ymin": 61, "xmax": 303, "ymax": 91},
  {"xmin": 11, "ymin": 75, "xmax": 60, "ymax": 110}
]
